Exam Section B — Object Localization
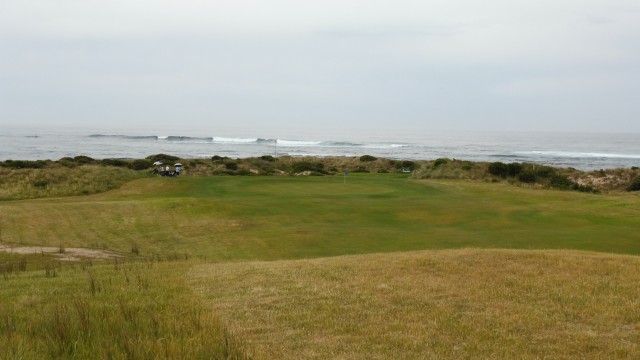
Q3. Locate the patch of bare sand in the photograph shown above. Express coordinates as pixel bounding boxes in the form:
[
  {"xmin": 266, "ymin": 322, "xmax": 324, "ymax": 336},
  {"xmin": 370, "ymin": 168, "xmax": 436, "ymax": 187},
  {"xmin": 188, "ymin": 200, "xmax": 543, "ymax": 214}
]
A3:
[{"xmin": 0, "ymin": 244, "xmax": 122, "ymax": 261}]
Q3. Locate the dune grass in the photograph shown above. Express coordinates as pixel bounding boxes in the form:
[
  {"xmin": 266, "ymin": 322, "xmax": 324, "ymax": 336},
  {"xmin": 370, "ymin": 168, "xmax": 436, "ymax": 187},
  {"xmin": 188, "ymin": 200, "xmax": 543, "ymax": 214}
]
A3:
[
  {"xmin": 190, "ymin": 249, "xmax": 640, "ymax": 359},
  {"xmin": 0, "ymin": 165, "xmax": 146, "ymax": 200}
]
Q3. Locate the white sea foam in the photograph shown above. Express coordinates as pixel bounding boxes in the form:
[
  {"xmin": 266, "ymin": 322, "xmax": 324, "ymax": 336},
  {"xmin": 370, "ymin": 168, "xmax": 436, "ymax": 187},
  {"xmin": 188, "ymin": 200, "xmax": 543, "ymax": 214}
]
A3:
[
  {"xmin": 213, "ymin": 137, "xmax": 258, "ymax": 143},
  {"xmin": 276, "ymin": 140, "xmax": 323, "ymax": 146},
  {"xmin": 516, "ymin": 151, "xmax": 640, "ymax": 159}
]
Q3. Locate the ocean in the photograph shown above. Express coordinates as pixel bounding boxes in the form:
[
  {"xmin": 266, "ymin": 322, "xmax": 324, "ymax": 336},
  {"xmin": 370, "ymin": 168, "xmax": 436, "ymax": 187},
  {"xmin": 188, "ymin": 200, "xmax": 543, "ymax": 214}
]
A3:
[{"xmin": 1, "ymin": 126, "xmax": 639, "ymax": 171}]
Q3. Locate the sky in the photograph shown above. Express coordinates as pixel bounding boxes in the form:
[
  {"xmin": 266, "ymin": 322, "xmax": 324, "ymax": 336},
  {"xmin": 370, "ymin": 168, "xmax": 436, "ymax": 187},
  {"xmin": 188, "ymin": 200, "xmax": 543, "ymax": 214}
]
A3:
[{"xmin": 1, "ymin": 0, "xmax": 639, "ymax": 133}]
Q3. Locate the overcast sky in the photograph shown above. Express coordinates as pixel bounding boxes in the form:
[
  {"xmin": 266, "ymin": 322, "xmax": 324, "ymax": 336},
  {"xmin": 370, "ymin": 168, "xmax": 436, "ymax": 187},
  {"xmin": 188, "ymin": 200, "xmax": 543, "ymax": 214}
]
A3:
[{"xmin": 1, "ymin": 0, "xmax": 639, "ymax": 133}]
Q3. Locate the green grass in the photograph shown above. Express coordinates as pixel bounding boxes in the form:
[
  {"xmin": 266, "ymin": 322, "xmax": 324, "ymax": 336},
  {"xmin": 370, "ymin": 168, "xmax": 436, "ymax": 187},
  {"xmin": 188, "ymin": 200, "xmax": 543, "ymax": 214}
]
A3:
[
  {"xmin": 2, "ymin": 173, "xmax": 640, "ymax": 358},
  {"xmin": 2, "ymin": 174, "xmax": 639, "ymax": 260}
]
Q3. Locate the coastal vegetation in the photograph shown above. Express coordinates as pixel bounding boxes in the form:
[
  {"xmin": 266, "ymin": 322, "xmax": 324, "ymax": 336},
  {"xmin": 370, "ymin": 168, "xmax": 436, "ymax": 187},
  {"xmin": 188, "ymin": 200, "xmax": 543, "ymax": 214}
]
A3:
[
  {"xmin": 1, "ymin": 156, "xmax": 639, "ymax": 358},
  {"xmin": 2, "ymin": 155, "xmax": 640, "ymax": 201}
]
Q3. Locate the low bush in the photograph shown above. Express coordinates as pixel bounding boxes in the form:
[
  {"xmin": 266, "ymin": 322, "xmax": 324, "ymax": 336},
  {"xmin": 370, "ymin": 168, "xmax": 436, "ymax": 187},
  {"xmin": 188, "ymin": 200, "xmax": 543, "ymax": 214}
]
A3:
[
  {"xmin": 129, "ymin": 159, "xmax": 152, "ymax": 170},
  {"xmin": 225, "ymin": 162, "xmax": 238, "ymax": 171},
  {"xmin": 359, "ymin": 155, "xmax": 377, "ymax": 162},
  {"xmin": 260, "ymin": 155, "xmax": 276, "ymax": 162},
  {"xmin": 146, "ymin": 154, "xmax": 180, "ymax": 162},
  {"xmin": 100, "ymin": 159, "xmax": 128, "ymax": 167},
  {"xmin": 1, "ymin": 160, "xmax": 48, "ymax": 169},
  {"xmin": 433, "ymin": 158, "xmax": 449, "ymax": 168},
  {"xmin": 517, "ymin": 171, "xmax": 537, "ymax": 183},
  {"xmin": 73, "ymin": 155, "xmax": 95, "ymax": 164},
  {"xmin": 291, "ymin": 162, "xmax": 325, "ymax": 174},
  {"xmin": 401, "ymin": 161, "xmax": 415, "ymax": 170},
  {"xmin": 627, "ymin": 176, "xmax": 640, "ymax": 191},
  {"xmin": 488, "ymin": 162, "xmax": 522, "ymax": 178}
]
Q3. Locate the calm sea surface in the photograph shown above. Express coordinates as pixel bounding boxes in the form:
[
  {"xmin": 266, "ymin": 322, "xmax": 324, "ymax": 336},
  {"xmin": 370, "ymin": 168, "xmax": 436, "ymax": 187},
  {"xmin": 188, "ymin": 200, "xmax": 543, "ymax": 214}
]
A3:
[{"xmin": 1, "ymin": 126, "xmax": 639, "ymax": 170}]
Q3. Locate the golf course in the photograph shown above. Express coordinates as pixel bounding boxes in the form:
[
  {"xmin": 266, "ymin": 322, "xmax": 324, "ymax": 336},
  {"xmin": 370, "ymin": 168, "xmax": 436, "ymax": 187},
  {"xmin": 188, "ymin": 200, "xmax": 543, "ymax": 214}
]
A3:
[{"xmin": 1, "ymin": 172, "xmax": 639, "ymax": 359}]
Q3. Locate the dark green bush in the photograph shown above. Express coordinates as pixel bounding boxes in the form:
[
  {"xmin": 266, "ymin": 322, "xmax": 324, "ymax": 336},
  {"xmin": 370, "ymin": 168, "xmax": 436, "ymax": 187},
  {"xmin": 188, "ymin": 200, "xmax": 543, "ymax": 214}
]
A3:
[
  {"xmin": 211, "ymin": 155, "xmax": 229, "ymax": 163},
  {"xmin": 57, "ymin": 157, "xmax": 78, "ymax": 168},
  {"xmin": 1, "ymin": 160, "xmax": 47, "ymax": 169},
  {"xmin": 73, "ymin": 155, "xmax": 95, "ymax": 164},
  {"xmin": 534, "ymin": 166, "xmax": 556, "ymax": 178},
  {"xmin": 549, "ymin": 175, "xmax": 575, "ymax": 189},
  {"xmin": 291, "ymin": 162, "xmax": 325, "ymax": 173},
  {"xmin": 101, "ymin": 159, "xmax": 128, "ymax": 167},
  {"xmin": 506, "ymin": 163, "xmax": 522, "ymax": 177},
  {"xmin": 628, "ymin": 176, "xmax": 640, "ymax": 191},
  {"xmin": 260, "ymin": 155, "xmax": 276, "ymax": 162},
  {"xmin": 129, "ymin": 159, "xmax": 152, "ymax": 170},
  {"xmin": 433, "ymin": 158, "xmax": 449, "ymax": 168},
  {"xmin": 359, "ymin": 155, "xmax": 377, "ymax": 162},
  {"xmin": 146, "ymin": 154, "xmax": 180, "ymax": 162},
  {"xmin": 488, "ymin": 162, "xmax": 509, "ymax": 177},
  {"xmin": 489, "ymin": 162, "xmax": 522, "ymax": 178},
  {"xmin": 517, "ymin": 171, "xmax": 537, "ymax": 183},
  {"xmin": 225, "ymin": 162, "xmax": 238, "ymax": 171},
  {"xmin": 401, "ymin": 161, "xmax": 415, "ymax": 169}
]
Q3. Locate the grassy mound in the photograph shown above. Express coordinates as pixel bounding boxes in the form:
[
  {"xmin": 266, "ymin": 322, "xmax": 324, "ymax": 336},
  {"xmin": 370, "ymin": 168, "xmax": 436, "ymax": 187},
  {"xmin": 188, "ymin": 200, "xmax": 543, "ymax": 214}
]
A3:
[{"xmin": 190, "ymin": 249, "xmax": 640, "ymax": 359}]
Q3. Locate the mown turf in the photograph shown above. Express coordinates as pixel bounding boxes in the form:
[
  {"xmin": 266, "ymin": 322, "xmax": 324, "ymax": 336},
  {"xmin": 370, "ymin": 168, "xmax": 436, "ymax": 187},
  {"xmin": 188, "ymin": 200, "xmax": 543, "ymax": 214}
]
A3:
[{"xmin": 1, "ymin": 174, "xmax": 639, "ymax": 260}]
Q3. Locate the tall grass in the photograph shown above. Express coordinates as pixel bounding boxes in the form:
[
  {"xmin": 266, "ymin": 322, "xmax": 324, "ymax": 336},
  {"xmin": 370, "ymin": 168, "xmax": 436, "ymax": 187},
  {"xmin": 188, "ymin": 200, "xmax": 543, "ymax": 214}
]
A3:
[
  {"xmin": 0, "ymin": 165, "xmax": 146, "ymax": 200},
  {"xmin": 0, "ymin": 259, "xmax": 251, "ymax": 359}
]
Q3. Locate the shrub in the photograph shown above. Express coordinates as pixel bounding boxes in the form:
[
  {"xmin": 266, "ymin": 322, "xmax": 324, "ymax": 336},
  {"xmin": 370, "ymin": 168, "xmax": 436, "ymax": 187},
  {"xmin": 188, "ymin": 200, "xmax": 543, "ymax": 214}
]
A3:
[
  {"xmin": 291, "ymin": 162, "xmax": 324, "ymax": 174},
  {"xmin": 506, "ymin": 163, "xmax": 522, "ymax": 177},
  {"xmin": 401, "ymin": 161, "xmax": 415, "ymax": 169},
  {"xmin": 57, "ymin": 157, "xmax": 78, "ymax": 168},
  {"xmin": 359, "ymin": 155, "xmax": 377, "ymax": 162},
  {"xmin": 488, "ymin": 162, "xmax": 508, "ymax": 177},
  {"xmin": 129, "ymin": 159, "xmax": 152, "ymax": 170},
  {"xmin": 225, "ymin": 162, "xmax": 238, "ymax": 171},
  {"xmin": 628, "ymin": 176, "xmax": 640, "ymax": 191},
  {"xmin": 212, "ymin": 155, "xmax": 229, "ymax": 163},
  {"xmin": 534, "ymin": 166, "xmax": 556, "ymax": 178},
  {"xmin": 433, "ymin": 158, "xmax": 449, "ymax": 168},
  {"xmin": 146, "ymin": 154, "xmax": 180, "ymax": 162},
  {"xmin": 73, "ymin": 155, "xmax": 95, "ymax": 164},
  {"xmin": 260, "ymin": 155, "xmax": 276, "ymax": 162},
  {"xmin": 100, "ymin": 159, "xmax": 128, "ymax": 167},
  {"xmin": 549, "ymin": 175, "xmax": 575, "ymax": 189},
  {"xmin": 517, "ymin": 171, "xmax": 537, "ymax": 183},
  {"xmin": 1, "ymin": 160, "xmax": 47, "ymax": 169}
]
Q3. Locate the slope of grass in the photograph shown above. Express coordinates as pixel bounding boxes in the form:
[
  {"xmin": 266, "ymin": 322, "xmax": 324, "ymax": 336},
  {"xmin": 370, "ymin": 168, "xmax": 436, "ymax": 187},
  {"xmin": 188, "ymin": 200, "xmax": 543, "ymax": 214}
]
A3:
[
  {"xmin": 1, "ymin": 175, "xmax": 639, "ymax": 259},
  {"xmin": 0, "ymin": 165, "xmax": 146, "ymax": 200},
  {"xmin": 190, "ymin": 249, "xmax": 640, "ymax": 359},
  {"xmin": 1, "ymin": 174, "xmax": 640, "ymax": 358}
]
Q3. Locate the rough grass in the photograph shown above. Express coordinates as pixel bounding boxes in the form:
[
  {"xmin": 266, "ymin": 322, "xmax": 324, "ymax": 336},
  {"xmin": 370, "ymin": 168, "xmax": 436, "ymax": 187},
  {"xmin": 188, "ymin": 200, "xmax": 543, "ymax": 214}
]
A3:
[
  {"xmin": 190, "ymin": 249, "xmax": 640, "ymax": 359},
  {"xmin": 1, "ymin": 259, "xmax": 250, "ymax": 359},
  {"xmin": 0, "ymin": 165, "xmax": 145, "ymax": 200}
]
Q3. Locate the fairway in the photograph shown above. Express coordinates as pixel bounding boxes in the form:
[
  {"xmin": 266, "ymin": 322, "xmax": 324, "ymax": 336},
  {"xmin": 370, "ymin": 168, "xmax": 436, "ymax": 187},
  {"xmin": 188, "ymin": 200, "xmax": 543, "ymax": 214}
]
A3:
[{"xmin": 1, "ymin": 174, "xmax": 640, "ymax": 259}]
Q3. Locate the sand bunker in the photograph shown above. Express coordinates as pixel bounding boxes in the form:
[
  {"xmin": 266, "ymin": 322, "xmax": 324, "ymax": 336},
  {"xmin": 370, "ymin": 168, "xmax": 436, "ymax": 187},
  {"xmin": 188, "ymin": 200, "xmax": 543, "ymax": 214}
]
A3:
[{"xmin": 0, "ymin": 244, "xmax": 122, "ymax": 261}]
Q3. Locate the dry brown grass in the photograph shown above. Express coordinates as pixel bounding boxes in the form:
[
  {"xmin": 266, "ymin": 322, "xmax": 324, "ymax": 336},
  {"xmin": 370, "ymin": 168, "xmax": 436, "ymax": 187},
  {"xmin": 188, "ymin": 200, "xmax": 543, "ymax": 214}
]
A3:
[{"xmin": 190, "ymin": 249, "xmax": 640, "ymax": 359}]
